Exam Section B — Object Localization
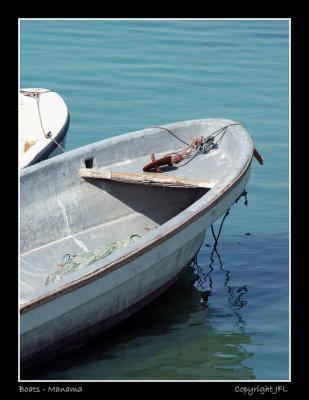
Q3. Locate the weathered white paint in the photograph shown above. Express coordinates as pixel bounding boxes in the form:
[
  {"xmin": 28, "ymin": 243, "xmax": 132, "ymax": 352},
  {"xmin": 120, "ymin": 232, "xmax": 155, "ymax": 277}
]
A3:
[
  {"xmin": 56, "ymin": 198, "xmax": 71, "ymax": 236},
  {"xmin": 19, "ymin": 88, "xmax": 70, "ymax": 168},
  {"xmin": 19, "ymin": 118, "xmax": 254, "ymax": 367}
]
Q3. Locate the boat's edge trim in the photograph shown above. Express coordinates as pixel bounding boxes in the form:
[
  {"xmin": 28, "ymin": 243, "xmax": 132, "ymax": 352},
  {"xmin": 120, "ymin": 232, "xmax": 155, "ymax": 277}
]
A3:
[{"xmin": 20, "ymin": 148, "xmax": 254, "ymax": 314}]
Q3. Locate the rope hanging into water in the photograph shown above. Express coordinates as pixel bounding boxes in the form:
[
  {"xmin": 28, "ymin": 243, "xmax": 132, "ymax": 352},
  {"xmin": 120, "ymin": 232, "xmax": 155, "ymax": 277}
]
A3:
[
  {"xmin": 21, "ymin": 90, "xmax": 65, "ymax": 153},
  {"xmin": 211, "ymin": 189, "xmax": 248, "ymax": 250},
  {"xmin": 211, "ymin": 209, "xmax": 230, "ymax": 250},
  {"xmin": 191, "ymin": 191, "xmax": 249, "ymax": 306}
]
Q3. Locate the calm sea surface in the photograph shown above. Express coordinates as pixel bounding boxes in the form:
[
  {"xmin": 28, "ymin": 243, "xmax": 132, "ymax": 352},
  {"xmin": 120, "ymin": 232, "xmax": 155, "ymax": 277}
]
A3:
[{"xmin": 20, "ymin": 19, "xmax": 289, "ymax": 380}]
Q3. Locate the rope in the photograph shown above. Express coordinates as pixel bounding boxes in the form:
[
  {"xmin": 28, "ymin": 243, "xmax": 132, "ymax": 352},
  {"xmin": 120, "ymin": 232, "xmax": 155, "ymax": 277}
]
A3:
[
  {"xmin": 211, "ymin": 209, "xmax": 230, "ymax": 250},
  {"xmin": 194, "ymin": 194, "xmax": 250, "ymax": 306},
  {"xmin": 210, "ymin": 189, "xmax": 248, "ymax": 249},
  {"xmin": 150, "ymin": 126, "xmax": 190, "ymax": 145},
  {"xmin": 191, "ymin": 210, "xmax": 230, "ymax": 304},
  {"xmin": 191, "ymin": 256, "xmax": 213, "ymax": 302},
  {"xmin": 20, "ymin": 89, "xmax": 54, "ymax": 95},
  {"xmin": 206, "ymin": 123, "xmax": 243, "ymax": 140},
  {"xmin": 34, "ymin": 90, "xmax": 65, "ymax": 152},
  {"xmin": 149, "ymin": 123, "xmax": 244, "ymax": 170},
  {"xmin": 191, "ymin": 193, "xmax": 250, "ymax": 305},
  {"xmin": 209, "ymin": 205, "xmax": 249, "ymax": 309},
  {"xmin": 235, "ymin": 190, "xmax": 248, "ymax": 206},
  {"xmin": 152, "ymin": 123, "xmax": 243, "ymax": 148},
  {"xmin": 176, "ymin": 147, "xmax": 201, "ymax": 167}
]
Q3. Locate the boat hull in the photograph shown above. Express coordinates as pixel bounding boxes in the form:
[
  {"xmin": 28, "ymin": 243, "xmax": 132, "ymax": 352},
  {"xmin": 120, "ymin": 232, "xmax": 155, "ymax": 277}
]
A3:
[
  {"xmin": 20, "ymin": 165, "xmax": 250, "ymax": 368},
  {"xmin": 20, "ymin": 118, "xmax": 254, "ymax": 369},
  {"xmin": 21, "ymin": 232, "xmax": 204, "ymax": 368}
]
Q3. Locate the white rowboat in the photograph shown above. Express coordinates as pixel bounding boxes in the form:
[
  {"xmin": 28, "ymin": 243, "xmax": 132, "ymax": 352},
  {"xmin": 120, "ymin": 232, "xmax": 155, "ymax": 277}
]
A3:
[{"xmin": 20, "ymin": 118, "xmax": 260, "ymax": 368}]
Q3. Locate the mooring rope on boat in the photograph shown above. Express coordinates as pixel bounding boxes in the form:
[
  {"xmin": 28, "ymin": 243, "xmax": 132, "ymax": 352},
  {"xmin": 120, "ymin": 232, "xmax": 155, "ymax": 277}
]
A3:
[
  {"xmin": 21, "ymin": 89, "xmax": 65, "ymax": 153},
  {"xmin": 210, "ymin": 189, "xmax": 248, "ymax": 253},
  {"xmin": 211, "ymin": 209, "xmax": 230, "ymax": 250},
  {"xmin": 144, "ymin": 123, "xmax": 246, "ymax": 172},
  {"xmin": 150, "ymin": 125, "xmax": 191, "ymax": 145},
  {"xmin": 235, "ymin": 189, "xmax": 248, "ymax": 206}
]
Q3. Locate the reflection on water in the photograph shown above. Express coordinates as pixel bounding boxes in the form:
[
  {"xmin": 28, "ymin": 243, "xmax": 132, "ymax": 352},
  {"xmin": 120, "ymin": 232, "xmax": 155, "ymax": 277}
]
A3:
[
  {"xmin": 193, "ymin": 204, "xmax": 249, "ymax": 313},
  {"xmin": 191, "ymin": 230, "xmax": 250, "ymax": 343},
  {"xmin": 192, "ymin": 242, "xmax": 248, "ymax": 310}
]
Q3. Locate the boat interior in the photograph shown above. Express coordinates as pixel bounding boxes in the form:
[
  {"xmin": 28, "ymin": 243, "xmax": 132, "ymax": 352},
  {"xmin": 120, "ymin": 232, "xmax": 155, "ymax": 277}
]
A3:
[
  {"xmin": 20, "ymin": 120, "xmax": 247, "ymax": 302},
  {"xmin": 20, "ymin": 180, "xmax": 209, "ymax": 301}
]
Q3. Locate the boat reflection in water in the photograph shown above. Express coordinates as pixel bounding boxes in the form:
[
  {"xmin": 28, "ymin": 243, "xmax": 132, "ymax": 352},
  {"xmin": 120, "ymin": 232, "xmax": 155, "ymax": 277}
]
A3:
[{"xmin": 192, "ymin": 240, "xmax": 248, "ymax": 310}]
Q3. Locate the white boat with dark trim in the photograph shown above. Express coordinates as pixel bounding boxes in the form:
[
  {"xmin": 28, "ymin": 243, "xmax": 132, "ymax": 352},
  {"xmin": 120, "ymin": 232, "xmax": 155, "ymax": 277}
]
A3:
[
  {"xmin": 19, "ymin": 88, "xmax": 70, "ymax": 168},
  {"xmin": 19, "ymin": 118, "xmax": 262, "ymax": 368}
]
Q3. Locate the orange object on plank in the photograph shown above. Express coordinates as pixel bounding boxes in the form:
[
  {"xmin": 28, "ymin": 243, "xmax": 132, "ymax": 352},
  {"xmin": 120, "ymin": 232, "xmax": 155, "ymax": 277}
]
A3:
[{"xmin": 24, "ymin": 140, "xmax": 37, "ymax": 153}]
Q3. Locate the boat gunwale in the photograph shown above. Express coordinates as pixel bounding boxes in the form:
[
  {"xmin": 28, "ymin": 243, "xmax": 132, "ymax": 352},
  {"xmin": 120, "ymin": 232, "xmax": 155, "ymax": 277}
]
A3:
[{"xmin": 20, "ymin": 142, "xmax": 254, "ymax": 314}]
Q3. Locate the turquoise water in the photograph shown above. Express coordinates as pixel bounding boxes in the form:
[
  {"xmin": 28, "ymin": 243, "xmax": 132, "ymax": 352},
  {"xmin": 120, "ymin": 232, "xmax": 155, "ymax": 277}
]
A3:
[{"xmin": 20, "ymin": 19, "xmax": 289, "ymax": 380}]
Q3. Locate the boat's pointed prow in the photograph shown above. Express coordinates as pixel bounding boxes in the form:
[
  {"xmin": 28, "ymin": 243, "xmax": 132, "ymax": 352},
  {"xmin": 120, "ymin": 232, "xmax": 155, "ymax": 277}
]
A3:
[{"xmin": 19, "ymin": 88, "xmax": 70, "ymax": 168}]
